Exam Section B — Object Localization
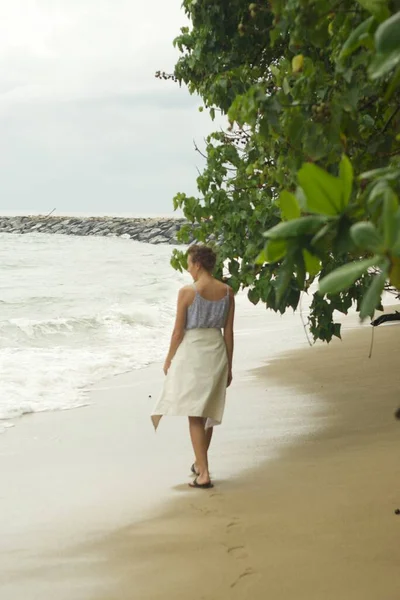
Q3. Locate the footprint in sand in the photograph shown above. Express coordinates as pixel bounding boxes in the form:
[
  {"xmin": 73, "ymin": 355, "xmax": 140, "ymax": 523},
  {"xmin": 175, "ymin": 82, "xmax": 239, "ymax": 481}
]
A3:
[
  {"xmin": 190, "ymin": 503, "xmax": 218, "ymax": 516},
  {"xmin": 226, "ymin": 517, "xmax": 241, "ymax": 533},
  {"xmin": 209, "ymin": 491, "xmax": 223, "ymax": 498},
  {"xmin": 224, "ymin": 521, "xmax": 256, "ymax": 589},
  {"xmin": 202, "ymin": 508, "xmax": 218, "ymax": 515},
  {"xmin": 227, "ymin": 545, "xmax": 248, "ymax": 560},
  {"xmin": 230, "ymin": 567, "xmax": 256, "ymax": 589}
]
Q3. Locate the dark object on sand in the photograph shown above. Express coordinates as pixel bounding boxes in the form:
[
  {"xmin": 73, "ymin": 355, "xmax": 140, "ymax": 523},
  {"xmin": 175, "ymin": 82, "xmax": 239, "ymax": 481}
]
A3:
[
  {"xmin": 148, "ymin": 395, "xmax": 152, "ymax": 398},
  {"xmin": 371, "ymin": 311, "xmax": 400, "ymax": 327},
  {"xmin": 395, "ymin": 509, "xmax": 400, "ymax": 515},
  {"xmin": 189, "ymin": 477, "xmax": 214, "ymax": 489},
  {"xmin": 395, "ymin": 408, "xmax": 400, "ymax": 420}
]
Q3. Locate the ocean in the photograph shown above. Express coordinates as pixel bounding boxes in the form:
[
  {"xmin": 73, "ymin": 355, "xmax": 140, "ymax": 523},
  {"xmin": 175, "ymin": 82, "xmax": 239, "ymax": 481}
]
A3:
[{"xmin": 0, "ymin": 232, "xmax": 187, "ymax": 430}]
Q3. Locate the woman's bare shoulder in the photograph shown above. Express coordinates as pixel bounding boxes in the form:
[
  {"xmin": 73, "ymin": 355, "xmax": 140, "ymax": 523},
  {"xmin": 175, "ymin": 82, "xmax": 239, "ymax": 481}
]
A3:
[
  {"xmin": 180, "ymin": 284, "xmax": 195, "ymax": 292},
  {"xmin": 178, "ymin": 285, "xmax": 196, "ymax": 301}
]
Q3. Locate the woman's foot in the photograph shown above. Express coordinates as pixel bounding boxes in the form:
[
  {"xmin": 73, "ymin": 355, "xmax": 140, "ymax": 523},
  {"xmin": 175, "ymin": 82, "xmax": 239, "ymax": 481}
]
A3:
[
  {"xmin": 191, "ymin": 463, "xmax": 200, "ymax": 476},
  {"xmin": 192, "ymin": 469, "xmax": 211, "ymax": 486},
  {"xmin": 189, "ymin": 476, "xmax": 213, "ymax": 489}
]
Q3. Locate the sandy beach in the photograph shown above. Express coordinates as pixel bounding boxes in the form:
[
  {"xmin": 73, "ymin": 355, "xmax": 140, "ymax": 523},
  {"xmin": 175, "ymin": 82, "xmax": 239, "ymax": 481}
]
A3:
[{"xmin": 1, "ymin": 302, "xmax": 399, "ymax": 599}]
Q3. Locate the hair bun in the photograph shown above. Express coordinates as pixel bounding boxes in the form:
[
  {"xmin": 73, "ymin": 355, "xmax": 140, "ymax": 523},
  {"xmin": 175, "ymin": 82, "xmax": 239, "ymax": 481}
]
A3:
[{"xmin": 188, "ymin": 244, "xmax": 217, "ymax": 273}]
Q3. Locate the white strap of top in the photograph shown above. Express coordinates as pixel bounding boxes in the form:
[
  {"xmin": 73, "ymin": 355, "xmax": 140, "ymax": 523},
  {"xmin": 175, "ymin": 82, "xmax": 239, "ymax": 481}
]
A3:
[{"xmin": 191, "ymin": 282, "xmax": 229, "ymax": 299}]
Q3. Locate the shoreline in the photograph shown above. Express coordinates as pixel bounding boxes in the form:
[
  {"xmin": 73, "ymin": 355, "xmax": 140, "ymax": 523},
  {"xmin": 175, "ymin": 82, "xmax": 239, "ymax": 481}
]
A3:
[
  {"xmin": 92, "ymin": 320, "xmax": 400, "ymax": 600},
  {"xmin": 1, "ymin": 306, "xmax": 399, "ymax": 598},
  {"xmin": 0, "ymin": 360, "xmax": 322, "ymax": 600},
  {"xmin": 0, "ymin": 297, "xmax": 319, "ymax": 599}
]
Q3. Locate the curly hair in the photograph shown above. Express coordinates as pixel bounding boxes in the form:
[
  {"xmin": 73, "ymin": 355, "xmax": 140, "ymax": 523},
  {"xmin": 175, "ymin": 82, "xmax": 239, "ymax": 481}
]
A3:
[{"xmin": 187, "ymin": 244, "xmax": 217, "ymax": 273}]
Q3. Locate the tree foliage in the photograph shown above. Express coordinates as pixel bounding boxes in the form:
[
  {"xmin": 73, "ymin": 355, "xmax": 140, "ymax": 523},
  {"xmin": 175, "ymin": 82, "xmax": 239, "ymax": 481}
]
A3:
[{"xmin": 161, "ymin": 0, "xmax": 400, "ymax": 342}]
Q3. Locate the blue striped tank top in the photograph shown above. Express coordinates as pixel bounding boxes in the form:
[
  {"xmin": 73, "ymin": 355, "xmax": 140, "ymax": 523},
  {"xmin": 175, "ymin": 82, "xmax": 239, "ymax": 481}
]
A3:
[{"xmin": 186, "ymin": 283, "xmax": 230, "ymax": 330}]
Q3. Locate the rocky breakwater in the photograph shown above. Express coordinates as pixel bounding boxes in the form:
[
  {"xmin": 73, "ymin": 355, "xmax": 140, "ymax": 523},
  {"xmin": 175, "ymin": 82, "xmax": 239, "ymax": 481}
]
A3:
[{"xmin": 0, "ymin": 215, "xmax": 193, "ymax": 245}]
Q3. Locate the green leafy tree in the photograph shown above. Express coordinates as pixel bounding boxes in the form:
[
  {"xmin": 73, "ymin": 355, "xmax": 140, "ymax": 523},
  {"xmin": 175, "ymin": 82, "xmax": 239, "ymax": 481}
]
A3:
[{"xmin": 159, "ymin": 0, "xmax": 400, "ymax": 342}]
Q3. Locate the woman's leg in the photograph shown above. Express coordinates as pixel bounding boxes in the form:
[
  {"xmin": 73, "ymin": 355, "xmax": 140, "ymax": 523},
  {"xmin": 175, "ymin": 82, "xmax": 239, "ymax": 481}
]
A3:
[
  {"xmin": 205, "ymin": 424, "xmax": 213, "ymax": 451},
  {"xmin": 192, "ymin": 420, "xmax": 213, "ymax": 475},
  {"xmin": 189, "ymin": 416, "xmax": 211, "ymax": 484}
]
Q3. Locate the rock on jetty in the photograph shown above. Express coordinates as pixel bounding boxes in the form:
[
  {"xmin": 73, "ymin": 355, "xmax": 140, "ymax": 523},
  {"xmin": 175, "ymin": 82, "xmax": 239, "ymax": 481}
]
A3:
[{"xmin": 0, "ymin": 215, "xmax": 193, "ymax": 245}]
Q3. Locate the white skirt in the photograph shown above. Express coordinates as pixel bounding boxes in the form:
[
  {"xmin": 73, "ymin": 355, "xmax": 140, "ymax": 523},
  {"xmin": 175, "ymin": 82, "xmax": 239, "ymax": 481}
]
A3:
[{"xmin": 151, "ymin": 328, "xmax": 229, "ymax": 431}]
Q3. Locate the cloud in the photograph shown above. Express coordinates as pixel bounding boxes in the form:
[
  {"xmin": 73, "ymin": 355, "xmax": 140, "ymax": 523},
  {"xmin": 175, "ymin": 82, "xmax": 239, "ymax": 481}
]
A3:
[{"xmin": 0, "ymin": 0, "xmax": 216, "ymax": 215}]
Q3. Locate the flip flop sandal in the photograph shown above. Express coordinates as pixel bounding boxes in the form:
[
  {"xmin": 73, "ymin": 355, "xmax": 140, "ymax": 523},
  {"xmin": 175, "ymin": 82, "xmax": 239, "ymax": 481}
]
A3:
[
  {"xmin": 191, "ymin": 463, "xmax": 199, "ymax": 476},
  {"xmin": 189, "ymin": 477, "xmax": 214, "ymax": 489}
]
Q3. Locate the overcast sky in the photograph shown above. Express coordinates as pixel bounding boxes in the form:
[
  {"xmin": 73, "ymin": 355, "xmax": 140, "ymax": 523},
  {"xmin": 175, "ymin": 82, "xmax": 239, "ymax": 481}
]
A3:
[{"xmin": 0, "ymin": 0, "xmax": 216, "ymax": 216}]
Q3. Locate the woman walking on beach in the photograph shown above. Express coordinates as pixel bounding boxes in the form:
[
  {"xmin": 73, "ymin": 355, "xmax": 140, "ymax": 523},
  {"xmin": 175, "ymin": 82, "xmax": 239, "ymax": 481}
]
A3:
[{"xmin": 151, "ymin": 245, "xmax": 235, "ymax": 489}]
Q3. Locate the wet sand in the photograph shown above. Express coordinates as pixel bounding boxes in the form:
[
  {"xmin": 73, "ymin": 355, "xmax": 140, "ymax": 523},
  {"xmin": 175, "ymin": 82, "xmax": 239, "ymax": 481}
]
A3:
[
  {"xmin": 1, "ymin": 305, "xmax": 399, "ymax": 599},
  {"xmin": 0, "ymin": 298, "xmax": 313, "ymax": 598},
  {"xmin": 92, "ymin": 320, "xmax": 400, "ymax": 599}
]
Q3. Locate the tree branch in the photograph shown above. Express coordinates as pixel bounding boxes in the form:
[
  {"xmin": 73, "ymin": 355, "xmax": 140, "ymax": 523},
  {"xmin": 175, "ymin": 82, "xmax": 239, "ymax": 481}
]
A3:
[
  {"xmin": 377, "ymin": 148, "xmax": 400, "ymax": 158},
  {"xmin": 193, "ymin": 140, "xmax": 208, "ymax": 160},
  {"xmin": 381, "ymin": 105, "xmax": 400, "ymax": 136}
]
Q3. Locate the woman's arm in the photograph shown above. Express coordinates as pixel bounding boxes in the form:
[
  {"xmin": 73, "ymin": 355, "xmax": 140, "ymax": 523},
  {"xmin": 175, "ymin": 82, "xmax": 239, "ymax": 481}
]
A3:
[
  {"xmin": 223, "ymin": 288, "xmax": 235, "ymax": 387},
  {"xmin": 163, "ymin": 287, "xmax": 191, "ymax": 375}
]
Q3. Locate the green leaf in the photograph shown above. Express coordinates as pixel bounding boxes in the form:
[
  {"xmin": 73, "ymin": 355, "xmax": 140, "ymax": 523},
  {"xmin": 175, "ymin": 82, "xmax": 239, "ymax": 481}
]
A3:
[
  {"xmin": 295, "ymin": 249, "xmax": 306, "ymax": 289},
  {"xmin": 366, "ymin": 179, "xmax": 390, "ymax": 212},
  {"xmin": 292, "ymin": 54, "xmax": 304, "ymax": 74},
  {"xmin": 311, "ymin": 223, "xmax": 332, "ymax": 246},
  {"xmin": 228, "ymin": 275, "xmax": 240, "ymax": 292},
  {"xmin": 390, "ymin": 210, "xmax": 400, "ymax": 256},
  {"xmin": 389, "ymin": 256, "xmax": 400, "ymax": 287},
  {"xmin": 339, "ymin": 16, "xmax": 375, "ymax": 60},
  {"xmin": 383, "ymin": 188, "xmax": 399, "ymax": 249},
  {"xmin": 283, "ymin": 77, "xmax": 291, "ymax": 95},
  {"xmin": 359, "ymin": 270, "xmax": 387, "ymax": 320},
  {"xmin": 369, "ymin": 12, "xmax": 400, "ymax": 78},
  {"xmin": 339, "ymin": 155, "xmax": 353, "ymax": 209},
  {"xmin": 319, "ymin": 257, "xmax": 378, "ymax": 295},
  {"xmin": 350, "ymin": 222, "xmax": 384, "ymax": 252},
  {"xmin": 264, "ymin": 240, "xmax": 287, "ymax": 263},
  {"xmin": 264, "ymin": 216, "xmax": 328, "ymax": 240},
  {"xmin": 298, "ymin": 163, "xmax": 343, "ymax": 216},
  {"xmin": 303, "ymin": 249, "xmax": 321, "ymax": 276},
  {"xmin": 356, "ymin": 0, "xmax": 390, "ymax": 21},
  {"xmin": 270, "ymin": 27, "xmax": 281, "ymax": 47},
  {"xmin": 279, "ymin": 190, "xmax": 301, "ymax": 221},
  {"xmin": 248, "ymin": 287, "xmax": 260, "ymax": 305},
  {"xmin": 229, "ymin": 259, "xmax": 240, "ymax": 276},
  {"xmin": 369, "ymin": 50, "xmax": 400, "ymax": 78},
  {"xmin": 360, "ymin": 166, "xmax": 400, "ymax": 180},
  {"xmin": 333, "ymin": 323, "xmax": 342, "ymax": 339},
  {"xmin": 384, "ymin": 64, "xmax": 400, "ymax": 101},
  {"xmin": 255, "ymin": 249, "xmax": 267, "ymax": 265},
  {"xmin": 295, "ymin": 186, "xmax": 307, "ymax": 211},
  {"xmin": 375, "ymin": 11, "xmax": 400, "ymax": 54},
  {"xmin": 270, "ymin": 65, "xmax": 280, "ymax": 78},
  {"xmin": 170, "ymin": 249, "xmax": 185, "ymax": 273},
  {"xmin": 275, "ymin": 259, "xmax": 293, "ymax": 303}
]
